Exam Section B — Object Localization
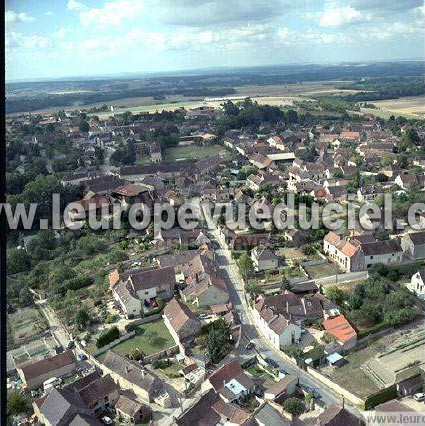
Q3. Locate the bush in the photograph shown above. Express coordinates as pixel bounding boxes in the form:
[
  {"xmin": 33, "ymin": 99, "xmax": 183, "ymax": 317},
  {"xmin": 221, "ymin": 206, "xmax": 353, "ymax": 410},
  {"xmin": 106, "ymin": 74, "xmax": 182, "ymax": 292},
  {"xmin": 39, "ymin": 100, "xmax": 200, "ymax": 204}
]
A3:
[
  {"xmin": 364, "ymin": 385, "xmax": 397, "ymax": 410},
  {"xmin": 125, "ymin": 322, "xmax": 140, "ymax": 333},
  {"xmin": 96, "ymin": 326, "xmax": 120, "ymax": 348},
  {"xmin": 152, "ymin": 359, "xmax": 170, "ymax": 369},
  {"xmin": 54, "ymin": 276, "xmax": 93, "ymax": 295},
  {"xmin": 283, "ymin": 397, "xmax": 305, "ymax": 416}
]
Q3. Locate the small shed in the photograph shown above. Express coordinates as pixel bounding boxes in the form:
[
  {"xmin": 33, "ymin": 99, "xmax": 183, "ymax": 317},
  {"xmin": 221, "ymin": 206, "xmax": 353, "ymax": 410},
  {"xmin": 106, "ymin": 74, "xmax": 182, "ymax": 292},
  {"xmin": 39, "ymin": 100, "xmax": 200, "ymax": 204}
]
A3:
[{"xmin": 326, "ymin": 352, "xmax": 345, "ymax": 367}]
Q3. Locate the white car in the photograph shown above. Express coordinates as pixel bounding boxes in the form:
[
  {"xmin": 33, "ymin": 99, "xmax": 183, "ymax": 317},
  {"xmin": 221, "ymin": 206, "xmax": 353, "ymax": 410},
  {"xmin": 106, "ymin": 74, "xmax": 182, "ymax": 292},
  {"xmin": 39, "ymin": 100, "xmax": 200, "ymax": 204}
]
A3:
[
  {"xmin": 413, "ymin": 393, "xmax": 425, "ymax": 401},
  {"xmin": 102, "ymin": 416, "xmax": 113, "ymax": 425}
]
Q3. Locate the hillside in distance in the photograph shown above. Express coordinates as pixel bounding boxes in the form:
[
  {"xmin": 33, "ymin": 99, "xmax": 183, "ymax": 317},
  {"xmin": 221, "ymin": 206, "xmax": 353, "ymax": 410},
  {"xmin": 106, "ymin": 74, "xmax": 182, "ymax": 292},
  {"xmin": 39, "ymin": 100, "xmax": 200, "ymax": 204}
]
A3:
[{"xmin": 6, "ymin": 61, "xmax": 425, "ymax": 114}]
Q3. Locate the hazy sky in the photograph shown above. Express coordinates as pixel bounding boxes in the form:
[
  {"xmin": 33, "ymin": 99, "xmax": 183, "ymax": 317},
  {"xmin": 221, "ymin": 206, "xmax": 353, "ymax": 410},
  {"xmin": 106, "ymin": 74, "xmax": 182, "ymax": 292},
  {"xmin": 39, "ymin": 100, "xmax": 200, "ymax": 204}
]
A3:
[{"xmin": 5, "ymin": 0, "xmax": 425, "ymax": 81}]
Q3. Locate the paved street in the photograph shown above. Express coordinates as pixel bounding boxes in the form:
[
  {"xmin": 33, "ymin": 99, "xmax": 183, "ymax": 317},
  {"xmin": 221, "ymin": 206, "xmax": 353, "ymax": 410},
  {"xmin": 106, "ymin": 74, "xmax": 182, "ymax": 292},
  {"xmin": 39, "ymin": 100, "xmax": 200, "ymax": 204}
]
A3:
[
  {"xmin": 201, "ymin": 203, "xmax": 364, "ymax": 420},
  {"xmin": 35, "ymin": 299, "xmax": 70, "ymax": 349}
]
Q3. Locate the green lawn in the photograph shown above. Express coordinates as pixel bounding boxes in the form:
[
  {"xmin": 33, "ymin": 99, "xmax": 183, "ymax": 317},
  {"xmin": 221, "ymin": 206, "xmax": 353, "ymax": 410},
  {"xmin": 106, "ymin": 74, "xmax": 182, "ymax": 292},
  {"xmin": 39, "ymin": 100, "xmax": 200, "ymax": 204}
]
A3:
[
  {"xmin": 158, "ymin": 360, "xmax": 182, "ymax": 378},
  {"xmin": 164, "ymin": 145, "xmax": 224, "ymax": 162},
  {"xmin": 246, "ymin": 365, "xmax": 265, "ymax": 377},
  {"xmin": 100, "ymin": 320, "xmax": 175, "ymax": 358}
]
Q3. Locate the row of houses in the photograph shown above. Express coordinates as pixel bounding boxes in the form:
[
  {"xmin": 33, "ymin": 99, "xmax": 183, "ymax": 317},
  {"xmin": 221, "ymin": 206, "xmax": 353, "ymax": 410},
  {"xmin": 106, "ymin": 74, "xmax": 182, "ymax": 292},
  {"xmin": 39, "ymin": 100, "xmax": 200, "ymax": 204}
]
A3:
[{"xmin": 323, "ymin": 230, "xmax": 425, "ymax": 272}]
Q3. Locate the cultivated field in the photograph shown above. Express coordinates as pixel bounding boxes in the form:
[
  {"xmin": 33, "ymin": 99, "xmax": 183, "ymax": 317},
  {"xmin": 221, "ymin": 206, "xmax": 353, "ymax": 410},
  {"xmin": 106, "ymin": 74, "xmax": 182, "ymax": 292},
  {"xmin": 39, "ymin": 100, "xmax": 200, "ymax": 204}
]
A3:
[
  {"xmin": 365, "ymin": 96, "xmax": 425, "ymax": 119},
  {"xmin": 7, "ymin": 335, "xmax": 57, "ymax": 372},
  {"xmin": 8, "ymin": 307, "xmax": 48, "ymax": 345},
  {"xmin": 8, "ymin": 81, "xmax": 361, "ymax": 118}
]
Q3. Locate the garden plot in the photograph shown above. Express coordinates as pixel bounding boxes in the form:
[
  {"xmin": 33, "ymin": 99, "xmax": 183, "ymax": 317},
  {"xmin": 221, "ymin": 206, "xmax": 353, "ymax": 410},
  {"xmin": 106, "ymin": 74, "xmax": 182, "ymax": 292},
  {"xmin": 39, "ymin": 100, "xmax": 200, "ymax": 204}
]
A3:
[{"xmin": 8, "ymin": 307, "xmax": 48, "ymax": 345}]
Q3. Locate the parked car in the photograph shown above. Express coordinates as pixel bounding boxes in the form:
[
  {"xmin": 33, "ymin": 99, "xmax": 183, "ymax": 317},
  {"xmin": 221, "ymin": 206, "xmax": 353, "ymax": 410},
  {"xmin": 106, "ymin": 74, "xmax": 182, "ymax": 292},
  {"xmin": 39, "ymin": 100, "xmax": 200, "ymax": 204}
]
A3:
[
  {"xmin": 413, "ymin": 393, "xmax": 425, "ymax": 401},
  {"xmin": 199, "ymin": 313, "xmax": 211, "ymax": 319},
  {"xmin": 279, "ymin": 368, "xmax": 288, "ymax": 377},
  {"xmin": 302, "ymin": 385, "xmax": 321, "ymax": 399},
  {"xmin": 66, "ymin": 340, "xmax": 74, "ymax": 350},
  {"xmin": 264, "ymin": 358, "xmax": 279, "ymax": 369},
  {"xmin": 77, "ymin": 354, "xmax": 88, "ymax": 361},
  {"xmin": 245, "ymin": 342, "xmax": 255, "ymax": 350},
  {"xmin": 102, "ymin": 416, "xmax": 113, "ymax": 425}
]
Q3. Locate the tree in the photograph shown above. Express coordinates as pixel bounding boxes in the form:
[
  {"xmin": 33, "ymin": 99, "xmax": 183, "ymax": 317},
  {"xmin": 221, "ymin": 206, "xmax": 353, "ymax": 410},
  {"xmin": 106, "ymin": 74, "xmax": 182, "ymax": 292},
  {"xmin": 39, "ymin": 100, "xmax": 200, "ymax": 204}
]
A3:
[
  {"xmin": 325, "ymin": 286, "xmax": 347, "ymax": 307},
  {"xmin": 74, "ymin": 307, "xmax": 90, "ymax": 330},
  {"xmin": 237, "ymin": 252, "xmax": 254, "ymax": 279},
  {"xmin": 96, "ymin": 326, "xmax": 120, "ymax": 348},
  {"xmin": 128, "ymin": 348, "xmax": 142, "ymax": 361},
  {"xmin": 283, "ymin": 397, "xmax": 305, "ymax": 417},
  {"xmin": 245, "ymin": 280, "xmax": 265, "ymax": 300},
  {"xmin": 79, "ymin": 120, "xmax": 90, "ymax": 133},
  {"xmin": 19, "ymin": 287, "xmax": 33, "ymax": 307},
  {"xmin": 8, "ymin": 249, "xmax": 31, "ymax": 274},
  {"xmin": 301, "ymin": 244, "xmax": 315, "ymax": 256},
  {"xmin": 7, "ymin": 391, "xmax": 30, "ymax": 416},
  {"xmin": 206, "ymin": 319, "xmax": 232, "ymax": 363}
]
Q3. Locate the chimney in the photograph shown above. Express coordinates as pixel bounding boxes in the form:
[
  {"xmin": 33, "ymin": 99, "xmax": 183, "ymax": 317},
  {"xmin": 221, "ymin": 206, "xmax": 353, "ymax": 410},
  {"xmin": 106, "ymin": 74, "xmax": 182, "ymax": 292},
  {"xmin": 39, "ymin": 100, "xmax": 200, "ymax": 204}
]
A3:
[{"xmin": 341, "ymin": 396, "xmax": 345, "ymax": 409}]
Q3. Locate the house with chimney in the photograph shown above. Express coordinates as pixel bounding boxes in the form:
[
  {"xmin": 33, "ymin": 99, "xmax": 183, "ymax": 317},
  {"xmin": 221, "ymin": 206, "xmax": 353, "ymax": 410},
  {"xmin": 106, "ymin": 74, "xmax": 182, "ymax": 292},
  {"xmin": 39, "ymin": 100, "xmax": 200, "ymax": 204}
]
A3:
[
  {"xmin": 251, "ymin": 245, "xmax": 279, "ymax": 271},
  {"xmin": 17, "ymin": 350, "xmax": 77, "ymax": 390},
  {"xmin": 401, "ymin": 231, "xmax": 425, "ymax": 260},
  {"xmin": 323, "ymin": 232, "xmax": 403, "ymax": 272},
  {"xmin": 252, "ymin": 295, "xmax": 302, "ymax": 350},
  {"xmin": 101, "ymin": 351, "xmax": 165, "ymax": 404},
  {"xmin": 109, "ymin": 266, "xmax": 176, "ymax": 318},
  {"xmin": 180, "ymin": 254, "xmax": 229, "ymax": 307},
  {"xmin": 33, "ymin": 371, "xmax": 119, "ymax": 424},
  {"xmin": 163, "ymin": 297, "xmax": 202, "ymax": 353},
  {"xmin": 323, "ymin": 232, "xmax": 365, "ymax": 272},
  {"xmin": 207, "ymin": 359, "xmax": 256, "ymax": 404}
]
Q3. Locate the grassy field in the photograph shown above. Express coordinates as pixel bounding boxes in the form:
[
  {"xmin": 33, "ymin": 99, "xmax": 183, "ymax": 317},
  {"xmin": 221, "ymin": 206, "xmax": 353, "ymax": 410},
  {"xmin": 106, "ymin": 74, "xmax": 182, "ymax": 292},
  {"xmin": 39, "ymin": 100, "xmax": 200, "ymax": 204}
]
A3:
[
  {"xmin": 304, "ymin": 262, "xmax": 340, "ymax": 279},
  {"xmin": 100, "ymin": 320, "xmax": 175, "ymax": 358},
  {"xmin": 164, "ymin": 145, "xmax": 225, "ymax": 162}
]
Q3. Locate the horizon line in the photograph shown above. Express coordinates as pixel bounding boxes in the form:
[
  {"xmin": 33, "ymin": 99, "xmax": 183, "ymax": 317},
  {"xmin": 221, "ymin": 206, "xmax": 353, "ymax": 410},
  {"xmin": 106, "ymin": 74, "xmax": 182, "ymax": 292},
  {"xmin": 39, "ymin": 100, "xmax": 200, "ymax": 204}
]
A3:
[{"xmin": 6, "ymin": 57, "xmax": 425, "ymax": 85}]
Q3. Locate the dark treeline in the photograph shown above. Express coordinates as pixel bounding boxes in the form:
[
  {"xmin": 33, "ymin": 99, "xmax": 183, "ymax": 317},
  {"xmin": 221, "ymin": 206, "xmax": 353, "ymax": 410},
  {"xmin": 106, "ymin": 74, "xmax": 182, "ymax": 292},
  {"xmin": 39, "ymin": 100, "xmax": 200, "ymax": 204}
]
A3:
[{"xmin": 338, "ymin": 76, "xmax": 425, "ymax": 102}]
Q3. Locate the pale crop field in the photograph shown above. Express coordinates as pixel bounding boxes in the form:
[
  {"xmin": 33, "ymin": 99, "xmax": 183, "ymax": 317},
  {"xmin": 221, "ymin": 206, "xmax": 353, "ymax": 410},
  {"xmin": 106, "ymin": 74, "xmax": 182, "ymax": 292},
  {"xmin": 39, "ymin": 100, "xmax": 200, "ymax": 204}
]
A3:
[{"xmin": 370, "ymin": 96, "xmax": 425, "ymax": 119}]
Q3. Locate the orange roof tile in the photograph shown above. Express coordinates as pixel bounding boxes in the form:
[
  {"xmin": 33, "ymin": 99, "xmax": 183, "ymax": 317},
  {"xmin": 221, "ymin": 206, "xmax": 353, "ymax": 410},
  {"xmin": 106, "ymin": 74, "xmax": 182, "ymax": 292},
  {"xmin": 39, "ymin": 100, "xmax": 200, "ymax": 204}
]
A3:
[
  {"xmin": 109, "ymin": 269, "xmax": 120, "ymax": 289},
  {"xmin": 322, "ymin": 315, "xmax": 357, "ymax": 343},
  {"xmin": 340, "ymin": 241, "xmax": 359, "ymax": 258},
  {"xmin": 324, "ymin": 231, "xmax": 341, "ymax": 246}
]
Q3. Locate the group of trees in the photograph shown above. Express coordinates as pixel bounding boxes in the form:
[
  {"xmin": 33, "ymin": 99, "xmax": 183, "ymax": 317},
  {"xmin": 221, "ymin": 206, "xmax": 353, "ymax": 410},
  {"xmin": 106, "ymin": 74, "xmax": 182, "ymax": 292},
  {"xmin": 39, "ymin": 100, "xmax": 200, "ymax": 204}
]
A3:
[
  {"xmin": 326, "ymin": 269, "xmax": 419, "ymax": 330},
  {"xmin": 111, "ymin": 139, "xmax": 137, "ymax": 166},
  {"xmin": 217, "ymin": 98, "xmax": 300, "ymax": 131},
  {"xmin": 202, "ymin": 318, "xmax": 233, "ymax": 364},
  {"xmin": 96, "ymin": 326, "xmax": 120, "ymax": 348},
  {"xmin": 340, "ymin": 76, "xmax": 425, "ymax": 102}
]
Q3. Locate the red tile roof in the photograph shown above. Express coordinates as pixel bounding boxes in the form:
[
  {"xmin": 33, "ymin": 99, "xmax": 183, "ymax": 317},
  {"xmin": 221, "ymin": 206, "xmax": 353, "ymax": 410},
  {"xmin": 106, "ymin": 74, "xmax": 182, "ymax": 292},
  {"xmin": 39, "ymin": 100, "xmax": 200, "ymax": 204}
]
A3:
[
  {"xmin": 208, "ymin": 359, "xmax": 244, "ymax": 392},
  {"xmin": 322, "ymin": 315, "xmax": 357, "ymax": 343}
]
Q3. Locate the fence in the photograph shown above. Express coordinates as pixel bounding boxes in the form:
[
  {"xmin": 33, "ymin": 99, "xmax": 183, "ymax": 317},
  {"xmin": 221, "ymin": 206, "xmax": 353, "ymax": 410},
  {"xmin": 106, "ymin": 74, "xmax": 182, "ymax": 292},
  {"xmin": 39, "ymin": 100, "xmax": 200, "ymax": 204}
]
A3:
[
  {"xmin": 306, "ymin": 366, "xmax": 365, "ymax": 407},
  {"xmin": 143, "ymin": 345, "xmax": 179, "ymax": 363},
  {"xmin": 125, "ymin": 313, "xmax": 163, "ymax": 330},
  {"xmin": 301, "ymin": 259, "xmax": 328, "ymax": 267},
  {"xmin": 93, "ymin": 330, "xmax": 136, "ymax": 356}
]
